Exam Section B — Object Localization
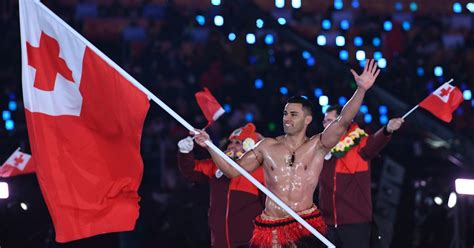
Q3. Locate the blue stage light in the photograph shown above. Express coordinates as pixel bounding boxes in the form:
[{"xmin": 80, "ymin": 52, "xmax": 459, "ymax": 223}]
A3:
[
  {"xmin": 383, "ymin": 20, "xmax": 393, "ymax": 31},
  {"xmin": 5, "ymin": 120, "xmax": 14, "ymax": 130},
  {"xmin": 360, "ymin": 104, "xmax": 368, "ymax": 113},
  {"xmin": 277, "ymin": 18, "xmax": 287, "ymax": 25},
  {"xmin": 322, "ymin": 19, "xmax": 331, "ymax": 30},
  {"xmin": 339, "ymin": 50, "xmax": 349, "ymax": 61},
  {"xmin": 340, "ymin": 20, "xmax": 350, "ymax": 30},
  {"xmin": 364, "ymin": 114, "xmax": 372, "ymax": 123},
  {"xmin": 338, "ymin": 96, "xmax": 347, "ymax": 105},
  {"xmin": 434, "ymin": 66, "xmax": 443, "ymax": 77},
  {"xmin": 354, "ymin": 36, "xmax": 363, "ymax": 46},
  {"xmin": 264, "ymin": 34, "xmax": 274, "ymax": 45},
  {"xmin": 378, "ymin": 105, "xmax": 388, "ymax": 115},
  {"xmin": 195, "ymin": 15, "xmax": 205, "ymax": 26},
  {"xmin": 453, "ymin": 2, "xmax": 462, "ymax": 13},
  {"xmin": 314, "ymin": 88, "xmax": 323, "ymax": 97},
  {"xmin": 372, "ymin": 37, "xmax": 381, "ymax": 46}
]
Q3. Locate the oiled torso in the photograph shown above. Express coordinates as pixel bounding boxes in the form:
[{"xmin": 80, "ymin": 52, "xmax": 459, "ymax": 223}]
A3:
[{"xmin": 260, "ymin": 134, "xmax": 326, "ymax": 217}]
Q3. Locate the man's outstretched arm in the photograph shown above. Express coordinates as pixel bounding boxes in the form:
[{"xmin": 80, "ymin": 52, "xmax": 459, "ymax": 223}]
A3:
[
  {"xmin": 321, "ymin": 59, "xmax": 381, "ymax": 149},
  {"xmin": 193, "ymin": 129, "xmax": 263, "ymax": 178}
]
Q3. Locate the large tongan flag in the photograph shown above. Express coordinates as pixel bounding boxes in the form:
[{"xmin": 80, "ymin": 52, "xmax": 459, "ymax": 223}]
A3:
[
  {"xmin": 419, "ymin": 82, "xmax": 463, "ymax": 122},
  {"xmin": 19, "ymin": 0, "xmax": 150, "ymax": 242},
  {"xmin": 0, "ymin": 148, "xmax": 34, "ymax": 177}
]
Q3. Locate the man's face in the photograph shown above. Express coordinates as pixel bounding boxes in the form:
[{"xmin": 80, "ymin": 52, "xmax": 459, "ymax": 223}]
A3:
[
  {"xmin": 323, "ymin": 110, "xmax": 338, "ymax": 128},
  {"xmin": 225, "ymin": 139, "xmax": 244, "ymax": 159},
  {"xmin": 283, "ymin": 103, "xmax": 312, "ymax": 135}
]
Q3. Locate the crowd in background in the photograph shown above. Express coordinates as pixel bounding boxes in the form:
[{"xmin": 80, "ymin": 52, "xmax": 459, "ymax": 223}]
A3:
[{"xmin": 0, "ymin": 0, "xmax": 473, "ymax": 247}]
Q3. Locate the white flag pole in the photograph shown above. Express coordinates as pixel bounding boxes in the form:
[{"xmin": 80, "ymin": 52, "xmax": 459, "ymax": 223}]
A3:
[
  {"xmin": 31, "ymin": 1, "xmax": 334, "ymax": 247},
  {"xmin": 402, "ymin": 105, "xmax": 419, "ymax": 120},
  {"xmin": 402, "ymin": 78, "xmax": 454, "ymax": 120}
]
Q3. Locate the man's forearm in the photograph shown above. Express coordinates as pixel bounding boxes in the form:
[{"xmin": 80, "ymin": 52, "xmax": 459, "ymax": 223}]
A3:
[
  {"xmin": 340, "ymin": 87, "xmax": 366, "ymax": 124},
  {"xmin": 207, "ymin": 148, "xmax": 240, "ymax": 178}
]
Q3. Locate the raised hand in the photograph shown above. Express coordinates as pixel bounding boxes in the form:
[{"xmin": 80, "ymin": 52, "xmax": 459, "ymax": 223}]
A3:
[{"xmin": 350, "ymin": 59, "xmax": 380, "ymax": 91}]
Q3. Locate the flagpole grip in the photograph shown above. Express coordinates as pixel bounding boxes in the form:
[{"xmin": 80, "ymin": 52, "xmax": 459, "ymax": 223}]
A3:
[{"xmin": 402, "ymin": 105, "xmax": 419, "ymax": 119}]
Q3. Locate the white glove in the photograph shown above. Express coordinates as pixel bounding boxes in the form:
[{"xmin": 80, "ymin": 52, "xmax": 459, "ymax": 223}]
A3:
[{"xmin": 178, "ymin": 137, "xmax": 194, "ymax": 153}]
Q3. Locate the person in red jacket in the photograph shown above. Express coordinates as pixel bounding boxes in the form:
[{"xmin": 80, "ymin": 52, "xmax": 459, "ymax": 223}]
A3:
[
  {"xmin": 318, "ymin": 105, "xmax": 404, "ymax": 248},
  {"xmin": 177, "ymin": 123, "xmax": 265, "ymax": 248}
]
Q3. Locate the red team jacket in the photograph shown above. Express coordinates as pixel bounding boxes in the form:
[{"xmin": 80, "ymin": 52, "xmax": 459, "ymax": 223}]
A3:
[
  {"xmin": 319, "ymin": 125, "xmax": 392, "ymax": 226},
  {"xmin": 177, "ymin": 152, "xmax": 265, "ymax": 248}
]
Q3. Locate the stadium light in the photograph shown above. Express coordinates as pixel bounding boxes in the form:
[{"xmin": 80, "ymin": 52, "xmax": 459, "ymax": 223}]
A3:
[
  {"xmin": 291, "ymin": 0, "xmax": 301, "ymax": 8},
  {"xmin": 322, "ymin": 19, "xmax": 331, "ymax": 30},
  {"xmin": 255, "ymin": 79, "xmax": 263, "ymax": 89},
  {"xmin": 264, "ymin": 34, "xmax": 274, "ymax": 45},
  {"xmin": 453, "ymin": 2, "xmax": 462, "ymax": 13},
  {"xmin": 275, "ymin": 0, "xmax": 284, "ymax": 8},
  {"xmin": 316, "ymin": 35, "xmax": 327, "ymax": 46},
  {"xmin": 228, "ymin": 33, "xmax": 236, "ymax": 41},
  {"xmin": 246, "ymin": 33, "xmax": 256, "ymax": 44},
  {"xmin": 447, "ymin": 192, "xmax": 457, "ymax": 208},
  {"xmin": 339, "ymin": 50, "xmax": 348, "ymax": 61},
  {"xmin": 433, "ymin": 196, "xmax": 443, "ymax": 205},
  {"xmin": 356, "ymin": 50, "xmax": 366, "ymax": 61},
  {"xmin": 277, "ymin": 17, "xmax": 287, "ymax": 25},
  {"xmin": 195, "ymin": 15, "xmax": 205, "ymax": 26},
  {"xmin": 336, "ymin": 36, "xmax": 345, "ymax": 46},
  {"xmin": 0, "ymin": 182, "xmax": 8, "ymax": 199},
  {"xmin": 364, "ymin": 114, "xmax": 372, "ymax": 123},
  {"xmin": 434, "ymin": 66, "xmax": 443, "ymax": 77},
  {"xmin": 214, "ymin": 15, "xmax": 224, "ymax": 26},
  {"xmin": 314, "ymin": 88, "xmax": 323, "ymax": 97},
  {"xmin": 340, "ymin": 20, "xmax": 349, "ymax": 30},
  {"xmin": 455, "ymin": 178, "xmax": 474, "ymax": 195},
  {"xmin": 319, "ymin": 95, "xmax": 329, "ymax": 106},
  {"xmin": 383, "ymin": 20, "xmax": 393, "ymax": 31},
  {"xmin": 354, "ymin": 36, "xmax": 363, "ymax": 46},
  {"xmin": 463, "ymin": 90, "xmax": 472, "ymax": 100}
]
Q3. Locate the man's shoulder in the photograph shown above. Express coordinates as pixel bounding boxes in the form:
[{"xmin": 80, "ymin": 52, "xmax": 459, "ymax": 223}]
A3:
[
  {"xmin": 253, "ymin": 137, "xmax": 280, "ymax": 151},
  {"xmin": 309, "ymin": 133, "xmax": 322, "ymax": 141},
  {"xmin": 309, "ymin": 132, "xmax": 332, "ymax": 152},
  {"xmin": 308, "ymin": 133, "xmax": 324, "ymax": 145},
  {"xmin": 258, "ymin": 137, "xmax": 279, "ymax": 146}
]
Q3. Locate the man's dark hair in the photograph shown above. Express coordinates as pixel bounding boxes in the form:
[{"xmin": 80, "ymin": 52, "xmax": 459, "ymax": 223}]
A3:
[
  {"xmin": 287, "ymin": 96, "xmax": 314, "ymax": 116},
  {"xmin": 326, "ymin": 105, "xmax": 343, "ymax": 115}
]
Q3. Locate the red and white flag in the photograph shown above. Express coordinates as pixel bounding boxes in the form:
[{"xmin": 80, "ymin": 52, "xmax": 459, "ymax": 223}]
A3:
[
  {"xmin": 419, "ymin": 82, "xmax": 463, "ymax": 122},
  {"xmin": 195, "ymin": 87, "xmax": 225, "ymax": 128},
  {"xmin": 0, "ymin": 148, "xmax": 34, "ymax": 177},
  {"xmin": 20, "ymin": 0, "xmax": 149, "ymax": 242}
]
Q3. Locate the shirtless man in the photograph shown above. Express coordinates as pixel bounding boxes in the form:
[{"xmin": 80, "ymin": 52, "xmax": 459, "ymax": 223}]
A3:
[{"xmin": 193, "ymin": 59, "xmax": 381, "ymax": 247}]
